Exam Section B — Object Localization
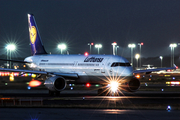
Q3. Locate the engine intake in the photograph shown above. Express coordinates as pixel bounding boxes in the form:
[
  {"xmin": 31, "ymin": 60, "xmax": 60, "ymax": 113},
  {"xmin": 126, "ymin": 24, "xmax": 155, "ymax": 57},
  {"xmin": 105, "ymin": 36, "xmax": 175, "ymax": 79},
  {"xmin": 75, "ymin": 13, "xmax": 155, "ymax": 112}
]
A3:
[
  {"xmin": 122, "ymin": 77, "xmax": 140, "ymax": 92},
  {"xmin": 44, "ymin": 76, "xmax": 66, "ymax": 91}
]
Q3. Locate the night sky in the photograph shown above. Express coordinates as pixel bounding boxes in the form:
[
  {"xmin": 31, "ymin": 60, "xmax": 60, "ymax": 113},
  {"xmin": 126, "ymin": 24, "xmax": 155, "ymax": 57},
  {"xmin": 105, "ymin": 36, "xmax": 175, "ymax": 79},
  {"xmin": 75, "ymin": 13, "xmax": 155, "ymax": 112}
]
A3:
[{"xmin": 0, "ymin": 0, "xmax": 180, "ymax": 58}]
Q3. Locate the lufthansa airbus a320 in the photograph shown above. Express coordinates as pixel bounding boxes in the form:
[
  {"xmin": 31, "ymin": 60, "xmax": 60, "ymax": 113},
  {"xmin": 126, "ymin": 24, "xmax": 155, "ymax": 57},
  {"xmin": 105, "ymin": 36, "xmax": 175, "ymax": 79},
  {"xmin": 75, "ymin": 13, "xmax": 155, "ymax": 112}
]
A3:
[{"xmin": 0, "ymin": 14, "xmax": 176, "ymax": 96}]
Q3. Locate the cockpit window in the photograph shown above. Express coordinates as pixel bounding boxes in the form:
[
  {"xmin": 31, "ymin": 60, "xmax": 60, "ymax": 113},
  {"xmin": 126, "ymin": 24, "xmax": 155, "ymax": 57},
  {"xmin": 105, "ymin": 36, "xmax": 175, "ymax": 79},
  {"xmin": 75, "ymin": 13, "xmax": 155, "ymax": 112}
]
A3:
[{"xmin": 111, "ymin": 62, "xmax": 131, "ymax": 67}]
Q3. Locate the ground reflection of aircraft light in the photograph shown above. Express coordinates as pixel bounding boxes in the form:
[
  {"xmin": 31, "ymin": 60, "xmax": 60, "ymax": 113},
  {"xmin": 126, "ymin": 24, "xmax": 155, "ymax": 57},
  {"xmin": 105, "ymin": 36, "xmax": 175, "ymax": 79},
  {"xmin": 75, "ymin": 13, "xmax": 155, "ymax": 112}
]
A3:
[
  {"xmin": 29, "ymin": 80, "xmax": 41, "ymax": 87},
  {"xmin": 99, "ymin": 109, "xmax": 127, "ymax": 114}
]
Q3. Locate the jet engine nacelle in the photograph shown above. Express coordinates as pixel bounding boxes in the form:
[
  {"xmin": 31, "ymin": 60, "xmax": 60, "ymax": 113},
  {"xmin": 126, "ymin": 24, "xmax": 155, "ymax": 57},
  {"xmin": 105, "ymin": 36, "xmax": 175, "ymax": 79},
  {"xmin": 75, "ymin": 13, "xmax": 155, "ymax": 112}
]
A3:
[
  {"xmin": 44, "ymin": 76, "xmax": 66, "ymax": 91},
  {"xmin": 122, "ymin": 77, "xmax": 140, "ymax": 92}
]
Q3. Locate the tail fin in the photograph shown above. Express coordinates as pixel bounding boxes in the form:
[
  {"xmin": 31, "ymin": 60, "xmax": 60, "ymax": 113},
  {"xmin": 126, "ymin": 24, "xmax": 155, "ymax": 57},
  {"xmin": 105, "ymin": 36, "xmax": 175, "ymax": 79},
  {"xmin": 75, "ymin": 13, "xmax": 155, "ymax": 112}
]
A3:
[{"xmin": 28, "ymin": 14, "xmax": 47, "ymax": 56}]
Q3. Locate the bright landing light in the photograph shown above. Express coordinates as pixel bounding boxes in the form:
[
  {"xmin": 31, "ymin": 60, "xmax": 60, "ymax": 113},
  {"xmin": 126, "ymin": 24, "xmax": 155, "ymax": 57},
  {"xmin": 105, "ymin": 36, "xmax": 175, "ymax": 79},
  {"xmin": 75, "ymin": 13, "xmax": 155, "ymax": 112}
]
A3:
[{"xmin": 110, "ymin": 81, "xmax": 119, "ymax": 92}]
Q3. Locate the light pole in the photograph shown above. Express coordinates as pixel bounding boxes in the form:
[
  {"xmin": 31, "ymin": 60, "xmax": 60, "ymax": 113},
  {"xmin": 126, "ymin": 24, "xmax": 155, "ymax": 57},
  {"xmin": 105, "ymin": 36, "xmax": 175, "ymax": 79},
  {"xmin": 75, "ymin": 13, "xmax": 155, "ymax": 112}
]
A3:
[
  {"xmin": 128, "ymin": 44, "xmax": 136, "ymax": 67},
  {"xmin": 159, "ymin": 56, "xmax": 163, "ymax": 67},
  {"xmin": 138, "ymin": 42, "xmax": 143, "ymax": 68},
  {"xmin": 6, "ymin": 48, "xmax": 9, "ymax": 68},
  {"xmin": 6, "ymin": 44, "xmax": 16, "ymax": 68},
  {"xmin": 169, "ymin": 43, "xmax": 177, "ymax": 67},
  {"xmin": 95, "ymin": 44, "xmax": 102, "ymax": 54},
  {"xmin": 112, "ymin": 42, "xmax": 117, "ymax": 55},
  {"xmin": 135, "ymin": 54, "xmax": 140, "ymax": 69},
  {"xmin": 88, "ymin": 43, "xmax": 94, "ymax": 54},
  {"xmin": 58, "ymin": 44, "xmax": 66, "ymax": 54},
  {"xmin": 116, "ymin": 46, "xmax": 119, "ymax": 55}
]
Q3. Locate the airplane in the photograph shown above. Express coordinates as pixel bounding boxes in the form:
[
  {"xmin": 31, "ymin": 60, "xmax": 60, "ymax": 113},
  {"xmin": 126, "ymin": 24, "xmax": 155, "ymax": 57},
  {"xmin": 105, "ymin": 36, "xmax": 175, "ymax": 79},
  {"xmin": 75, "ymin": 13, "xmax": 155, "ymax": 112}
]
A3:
[{"xmin": 0, "ymin": 14, "xmax": 176, "ymax": 96}]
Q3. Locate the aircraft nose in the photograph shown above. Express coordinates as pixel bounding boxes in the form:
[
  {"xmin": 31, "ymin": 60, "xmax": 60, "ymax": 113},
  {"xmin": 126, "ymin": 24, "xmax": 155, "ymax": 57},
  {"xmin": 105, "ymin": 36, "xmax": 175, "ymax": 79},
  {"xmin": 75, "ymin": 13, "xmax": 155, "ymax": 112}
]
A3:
[{"xmin": 115, "ymin": 67, "xmax": 133, "ymax": 76}]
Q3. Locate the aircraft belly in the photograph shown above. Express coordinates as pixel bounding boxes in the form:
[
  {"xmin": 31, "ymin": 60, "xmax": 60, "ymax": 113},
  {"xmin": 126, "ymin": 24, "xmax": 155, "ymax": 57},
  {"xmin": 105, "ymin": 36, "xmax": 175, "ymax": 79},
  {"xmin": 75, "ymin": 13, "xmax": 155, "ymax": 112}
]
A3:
[{"xmin": 76, "ymin": 75, "xmax": 133, "ymax": 84}]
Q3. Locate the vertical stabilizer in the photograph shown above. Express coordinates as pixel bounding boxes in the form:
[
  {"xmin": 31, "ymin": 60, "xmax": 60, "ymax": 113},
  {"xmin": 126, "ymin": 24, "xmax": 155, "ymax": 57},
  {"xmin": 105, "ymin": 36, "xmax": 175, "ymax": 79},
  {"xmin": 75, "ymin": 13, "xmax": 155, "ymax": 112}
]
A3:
[{"xmin": 28, "ymin": 14, "xmax": 47, "ymax": 55}]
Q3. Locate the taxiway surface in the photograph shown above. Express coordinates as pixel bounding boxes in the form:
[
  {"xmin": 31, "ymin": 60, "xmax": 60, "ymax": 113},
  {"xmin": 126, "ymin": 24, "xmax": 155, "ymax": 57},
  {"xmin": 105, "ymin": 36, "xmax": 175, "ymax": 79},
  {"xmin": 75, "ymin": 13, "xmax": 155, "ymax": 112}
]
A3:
[
  {"xmin": 0, "ymin": 108, "xmax": 180, "ymax": 120},
  {"xmin": 0, "ymin": 90, "xmax": 180, "ymax": 109}
]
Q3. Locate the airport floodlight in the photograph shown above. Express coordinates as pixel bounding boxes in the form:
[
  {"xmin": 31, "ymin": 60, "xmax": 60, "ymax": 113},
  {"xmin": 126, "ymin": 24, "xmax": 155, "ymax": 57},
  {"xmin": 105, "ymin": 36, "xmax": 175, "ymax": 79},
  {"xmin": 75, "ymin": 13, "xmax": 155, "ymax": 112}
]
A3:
[
  {"xmin": 169, "ymin": 43, "xmax": 177, "ymax": 67},
  {"xmin": 95, "ymin": 44, "xmax": 102, "ymax": 48},
  {"xmin": 6, "ymin": 44, "xmax": 16, "ymax": 51},
  {"xmin": 58, "ymin": 44, "xmax": 66, "ymax": 49},
  {"xmin": 128, "ymin": 43, "xmax": 136, "ymax": 67},
  {"xmin": 111, "ymin": 42, "xmax": 117, "ymax": 55},
  {"xmin": 128, "ymin": 44, "xmax": 136, "ymax": 48},
  {"xmin": 6, "ymin": 44, "xmax": 16, "ymax": 69},
  {"xmin": 135, "ymin": 54, "xmax": 140, "ymax": 59},
  {"xmin": 58, "ymin": 44, "xmax": 67, "ymax": 54},
  {"xmin": 111, "ymin": 42, "xmax": 117, "ymax": 46},
  {"xmin": 95, "ymin": 44, "xmax": 102, "ymax": 54},
  {"xmin": 88, "ymin": 43, "xmax": 94, "ymax": 54},
  {"xmin": 160, "ymin": 56, "xmax": 163, "ymax": 67},
  {"xmin": 138, "ymin": 42, "xmax": 143, "ymax": 68},
  {"xmin": 135, "ymin": 54, "xmax": 140, "ymax": 68},
  {"xmin": 169, "ymin": 43, "xmax": 177, "ymax": 48}
]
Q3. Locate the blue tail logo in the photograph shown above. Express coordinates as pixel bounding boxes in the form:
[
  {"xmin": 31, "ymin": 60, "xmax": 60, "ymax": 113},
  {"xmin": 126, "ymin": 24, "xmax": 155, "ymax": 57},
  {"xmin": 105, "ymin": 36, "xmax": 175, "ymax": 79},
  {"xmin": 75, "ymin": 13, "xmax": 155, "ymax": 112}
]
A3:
[{"xmin": 28, "ymin": 14, "xmax": 47, "ymax": 55}]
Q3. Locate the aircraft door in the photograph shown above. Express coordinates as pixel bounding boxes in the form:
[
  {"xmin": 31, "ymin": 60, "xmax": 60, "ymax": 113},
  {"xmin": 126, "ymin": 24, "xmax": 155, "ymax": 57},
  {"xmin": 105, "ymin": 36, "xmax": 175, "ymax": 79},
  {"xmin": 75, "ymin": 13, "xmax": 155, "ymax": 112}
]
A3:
[
  {"xmin": 101, "ymin": 58, "xmax": 109, "ymax": 73},
  {"xmin": 38, "ymin": 57, "xmax": 47, "ymax": 71},
  {"xmin": 72, "ymin": 61, "xmax": 78, "ymax": 73}
]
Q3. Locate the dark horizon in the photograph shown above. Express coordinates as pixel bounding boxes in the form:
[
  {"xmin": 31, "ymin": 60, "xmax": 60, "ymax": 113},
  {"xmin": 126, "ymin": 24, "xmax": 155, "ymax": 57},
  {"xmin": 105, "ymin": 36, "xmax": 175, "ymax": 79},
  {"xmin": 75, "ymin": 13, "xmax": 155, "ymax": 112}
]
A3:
[{"xmin": 0, "ymin": 0, "xmax": 180, "ymax": 59}]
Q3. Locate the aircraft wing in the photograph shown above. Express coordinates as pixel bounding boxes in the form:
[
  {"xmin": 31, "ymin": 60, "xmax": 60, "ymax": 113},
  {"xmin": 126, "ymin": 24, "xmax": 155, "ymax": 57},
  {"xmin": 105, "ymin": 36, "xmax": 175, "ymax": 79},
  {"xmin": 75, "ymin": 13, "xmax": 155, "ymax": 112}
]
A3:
[
  {"xmin": 0, "ymin": 68, "xmax": 78, "ymax": 79},
  {"xmin": 0, "ymin": 59, "xmax": 31, "ymax": 63},
  {"xmin": 133, "ymin": 66, "xmax": 176, "ymax": 74}
]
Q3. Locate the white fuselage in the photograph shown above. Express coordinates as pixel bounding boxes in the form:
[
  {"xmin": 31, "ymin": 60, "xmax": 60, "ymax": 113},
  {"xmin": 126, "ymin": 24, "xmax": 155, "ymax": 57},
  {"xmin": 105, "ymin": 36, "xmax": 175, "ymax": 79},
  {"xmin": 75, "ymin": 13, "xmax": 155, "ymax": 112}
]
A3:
[{"xmin": 24, "ymin": 54, "xmax": 133, "ymax": 84}]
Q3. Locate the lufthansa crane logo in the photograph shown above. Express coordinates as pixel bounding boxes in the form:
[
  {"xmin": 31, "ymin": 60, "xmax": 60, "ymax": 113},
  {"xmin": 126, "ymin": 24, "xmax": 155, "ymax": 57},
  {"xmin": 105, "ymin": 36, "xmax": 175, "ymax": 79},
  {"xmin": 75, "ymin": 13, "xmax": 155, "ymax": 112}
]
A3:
[
  {"xmin": 29, "ymin": 26, "xmax": 37, "ymax": 44},
  {"xmin": 84, "ymin": 57, "xmax": 104, "ymax": 62}
]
